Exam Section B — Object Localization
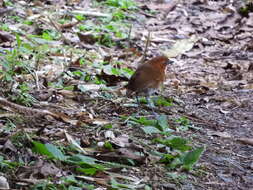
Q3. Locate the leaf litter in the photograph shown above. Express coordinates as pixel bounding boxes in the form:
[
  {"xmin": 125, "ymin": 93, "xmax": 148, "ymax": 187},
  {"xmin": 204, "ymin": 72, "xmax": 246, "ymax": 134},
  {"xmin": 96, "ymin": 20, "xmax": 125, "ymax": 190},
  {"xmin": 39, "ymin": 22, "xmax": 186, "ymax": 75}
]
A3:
[{"xmin": 0, "ymin": 0, "xmax": 253, "ymax": 189}]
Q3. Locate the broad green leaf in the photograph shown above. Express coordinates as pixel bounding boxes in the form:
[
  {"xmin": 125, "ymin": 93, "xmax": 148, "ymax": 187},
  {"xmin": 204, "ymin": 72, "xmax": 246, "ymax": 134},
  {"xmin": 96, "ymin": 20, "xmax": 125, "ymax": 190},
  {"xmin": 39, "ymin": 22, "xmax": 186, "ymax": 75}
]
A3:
[
  {"xmin": 160, "ymin": 154, "xmax": 175, "ymax": 164},
  {"xmin": 168, "ymin": 137, "xmax": 191, "ymax": 152},
  {"xmin": 76, "ymin": 167, "xmax": 98, "ymax": 175},
  {"xmin": 154, "ymin": 96, "xmax": 173, "ymax": 107},
  {"xmin": 67, "ymin": 154, "xmax": 105, "ymax": 170},
  {"xmin": 67, "ymin": 154, "xmax": 97, "ymax": 164},
  {"xmin": 182, "ymin": 147, "xmax": 205, "ymax": 170},
  {"xmin": 141, "ymin": 126, "xmax": 161, "ymax": 134},
  {"xmin": 154, "ymin": 137, "xmax": 191, "ymax": 152},
  {"xmin": 157, "ymin": 114, "xmax": 168, "ymax": 131},
  {"xmin": 104, "ymin": 141, "xmax": 113, "ymax": 151},
  {"xmin": 168, "ymin": 157, "xmax": 182, "ymax": 169},
  {"xmin": 62, "ymin": 175, "xmax": 77, "ymax": 184},
  {"xmin": 32, "ymin": 141, "xmax": 65, "ymax": 161},
  {"xmin": 145, "ymin": 185, "xmax": 152, "ymax": 190},
  {"xmin": 32, "ymin": 141, "xmax": 52, "ymax": 157},
  {"xmin": 16, "ymin": 34, "xmax": 21, "ymax": 48},
  {"xmin": 45, "ymin": 143, "xmax": 65, "ymax": 161},
  {"xmin": 68, "ymin": 186, "xmax": 82, "ymax": 190},
  {"xmin": 111, "ymin": 67, "xmax": 121, "ymax": 75},
  {"xmin": 129, "ymin": 116, "xmax": 157, "ymax": 126}
]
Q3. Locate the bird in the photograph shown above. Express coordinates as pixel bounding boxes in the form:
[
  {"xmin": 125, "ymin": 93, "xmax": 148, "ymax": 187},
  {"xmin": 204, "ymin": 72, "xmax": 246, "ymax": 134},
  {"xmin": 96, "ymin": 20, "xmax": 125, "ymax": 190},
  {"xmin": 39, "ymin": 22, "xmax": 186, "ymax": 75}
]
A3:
[{"xmin": 125, "ymin": 55, "xmax": 173, "ymax": 111}]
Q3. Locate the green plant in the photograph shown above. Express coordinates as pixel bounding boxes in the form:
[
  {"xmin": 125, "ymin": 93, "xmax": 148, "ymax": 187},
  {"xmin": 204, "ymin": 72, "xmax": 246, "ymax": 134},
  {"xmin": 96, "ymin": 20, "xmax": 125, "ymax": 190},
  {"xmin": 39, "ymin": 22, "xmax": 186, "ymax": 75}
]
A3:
[
  {"xmin": 153, "ymin": 96, "xmax": 173, "ymax": 107},
  {"xmin": 124, "ymin": 115, "xmax": 204, "ymax": 171},
  {"xmin": 41, "ymin": 30, "xmax": 60, "ymax": 40},
  {"xmin": 10, "ymin": 131, "xmax": 30, "ymax": 149},
  {"xmin": 112, "ymin": 9, "xmax": 126, "ymax": 21},
  {"xmin": 0, "ymin": 24, "xmax": 10, "ymax": 31},
  {"xmin": 10, "ymin": 82, "xmax": 36, "ymax": 106},
  {"xmin": 2, "ymin": 0, "xmax": 13, "ymax": 6},
  {"xmin": 157, "ymin": 137, "xmax": 204, "ymax": 170},
  {"xmin": 104, "ymin": 22, "xmax": 128, "ymax": 38},
  {"xmin": 97, "ymin": 33, "xmax": 115, "ymax": 47},
  {"xmin": 0, "ymin": 37, "xmax": 25, "ymax": 81},
  {"xmin": 0, "ymin": 35, "xmax": 42, "ymax": 82},
  {"xmin": 32, "ymin": 141, "xmax": 106, "ymax": 176},
  {"xmin": 2, "ymin": 119, "xmax": 16, "ymax": 133},
  {"xmin": 0, "ymin": 156, "xmax": 17, "ymax": 171},
  {"xmin": 126, "ymin": 115, "xmax": 173, "ymax": 135},
  {"xmin": 75, "ymin": 14, "xmax": 86, "ymax": 21},
  {"xmin": 31, "ymin": 183, "xmax": 58, "ymax": 190},
  {"xmin": 23, "ymin": 20, "xmax": 33, "ymax": 25},
  {"xmin": 174, "ymin": 117, "xmax": 200, "ymax": 131},
  {"xmin": 8, "ymin": 15, "xmax": 22, "ymax": 22},
  {"xmin": 105, "ymin": 0, "xmax": 137, "ymax": 10}
]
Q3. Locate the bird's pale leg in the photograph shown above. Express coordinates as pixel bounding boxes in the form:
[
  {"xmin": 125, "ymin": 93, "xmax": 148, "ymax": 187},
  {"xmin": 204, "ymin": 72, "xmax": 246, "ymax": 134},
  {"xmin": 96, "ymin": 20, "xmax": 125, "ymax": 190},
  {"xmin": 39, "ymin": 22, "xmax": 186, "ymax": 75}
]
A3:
[
  {"xmin": 145, "ymin": 96, "xmax": 159, "ymax": 118},
  {"xmin": 135, "ymin": 95, "xmax": 140, "ymax": 105},
  {"xmin": 133, "ymin": 95, "xmax": 143, "ymax": 116}
]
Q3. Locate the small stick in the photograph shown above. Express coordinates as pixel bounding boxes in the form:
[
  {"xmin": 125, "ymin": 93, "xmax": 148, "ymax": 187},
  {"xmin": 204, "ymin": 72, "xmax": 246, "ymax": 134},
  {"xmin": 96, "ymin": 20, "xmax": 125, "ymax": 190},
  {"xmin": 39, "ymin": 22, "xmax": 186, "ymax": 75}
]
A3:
[
  {"xmin": 141, "ymin": 30, "xmax": 151, "ymax": 63},
  {"xmin": 127, "ymin": 24, "xmax": 132, "ymax": 47}
]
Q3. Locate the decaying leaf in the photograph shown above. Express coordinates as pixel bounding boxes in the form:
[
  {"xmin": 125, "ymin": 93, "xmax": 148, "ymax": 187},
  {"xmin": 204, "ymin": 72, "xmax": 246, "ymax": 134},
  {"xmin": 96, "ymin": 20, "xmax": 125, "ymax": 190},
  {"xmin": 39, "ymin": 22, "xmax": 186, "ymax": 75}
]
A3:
[{"xmin": 163, "ymin": 35, "xmax": 198, "ymax": 58}]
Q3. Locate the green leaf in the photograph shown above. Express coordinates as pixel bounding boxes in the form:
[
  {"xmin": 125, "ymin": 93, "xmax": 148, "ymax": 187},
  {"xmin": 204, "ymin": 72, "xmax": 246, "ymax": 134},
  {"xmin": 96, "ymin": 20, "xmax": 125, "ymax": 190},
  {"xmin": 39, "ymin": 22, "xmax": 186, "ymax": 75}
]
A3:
[
  {"xmin": 154, "ymin": 96, "xmax": 173, "ymax": 107},
  {"xmin": 168, "ymin": 157, "xmax": 182, "ymax": 169},
  {"xmin": 145, "ymin": 185, "xmax": 152, "ymax": 190},
  {"xmin": 75, "ymin": 14, "xmax": 85, "ymax": 21},
  {"xmin": 111, "ymin": 67, "xmax": 121, "ymax": 75},
  {"xmin": 121, "ymin": 67, "xmax": 134, "ymax": 79},
  {"xmin": 169, "ymin": 137, "xmax": 191, "ymax": 151},
  {"xmin": 129, "ymin": 116, "xmax": 157, "ymax": 126},
  {"xmin": 45, "ymin": 143, "xmax": 65, "ymax": 161},
  {"xmin": 104, "ymin": 141, "xmax": 113, "ymax": 151},
  {"xmin": 68, "ymin": 186, "xmax": 83, "ymax": 190},
  {"xmin": 33, "ymin": 141, "xmax": 52, "ymax": 157},
  {"xmin": 32, "ymin": 141, "xmax": 65, "ymax": 161},
  {"xmin": 141, "ymin": 126, "xmax": 161, "ymax": 134},
  {"xmin": 67, "ymin": 154, "xmax": 105, "ymax": 171},
  {"xmin": 103, "ymin": 124, "xmax": 113, "ymax": 129},
  {"xmin": 62, "ymin": 175, "xmax": 78, "ymax": 184},
  {"xmin": 16, "ymin": 34, "xmax": 22, "ymax": 48},
  {"xmin": 76, "ymin": 167, "xmax": 98, "ymax": 175},
  {"xmin": 111, "ymin": 178, "xmax": 134, "ymax": 189},
  {"xmin": 154, "ymin": 137, "xmax": 191, "ymax": 152},
  {"xmin": 182, "ymin": 147, "xmax": 204, "ymax": 171},
  {"xmin": 67, "ymin": 154, "xmax": 97, "ymax": 164},
  {"xmin": 160, "ymin": 154, "xmax": 176, "ymax": 164},
  {"xmin": 157, "ymin": 114, "xmax": 168, "ymax": 131}
]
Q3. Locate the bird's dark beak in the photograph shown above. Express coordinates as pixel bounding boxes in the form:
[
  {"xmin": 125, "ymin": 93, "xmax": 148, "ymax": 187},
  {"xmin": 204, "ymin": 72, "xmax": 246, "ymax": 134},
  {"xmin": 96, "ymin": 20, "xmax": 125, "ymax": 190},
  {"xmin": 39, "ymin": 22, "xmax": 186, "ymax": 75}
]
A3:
[{"xmin": 166, "ymin": 60, "xmax": 174, "ymax": 65}]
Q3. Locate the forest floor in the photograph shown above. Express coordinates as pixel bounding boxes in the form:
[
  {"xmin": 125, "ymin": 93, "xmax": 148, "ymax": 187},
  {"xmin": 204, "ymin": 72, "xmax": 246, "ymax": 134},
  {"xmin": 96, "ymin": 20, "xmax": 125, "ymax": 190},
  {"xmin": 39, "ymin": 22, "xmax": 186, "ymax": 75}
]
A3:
[{"xmin": 0, "ymin": 0, "xmax": 252, "ymax": 189}]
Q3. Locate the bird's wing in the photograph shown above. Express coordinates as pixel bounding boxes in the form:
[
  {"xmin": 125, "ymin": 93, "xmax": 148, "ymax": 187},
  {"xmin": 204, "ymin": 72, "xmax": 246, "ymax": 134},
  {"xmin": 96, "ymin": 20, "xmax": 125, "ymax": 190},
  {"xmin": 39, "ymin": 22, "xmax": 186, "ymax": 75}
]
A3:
[{"xmin": 128, "ymin": 65, "xmax": 159, "ymax": 91}]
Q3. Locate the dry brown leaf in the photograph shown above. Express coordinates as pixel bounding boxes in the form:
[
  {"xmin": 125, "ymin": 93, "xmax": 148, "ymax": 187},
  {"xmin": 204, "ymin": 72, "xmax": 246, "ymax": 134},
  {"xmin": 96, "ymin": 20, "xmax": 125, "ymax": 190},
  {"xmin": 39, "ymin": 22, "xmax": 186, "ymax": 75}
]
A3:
[
  {"xmin": 77, "ymin": 32, "xmax": 97, "ymax": 44},
  {"xmin": 0, "ymin": 31, "xmax": 15, "ymax": 43},
  {"xmin": 208, "ymin": 131, "xmax": 232, "ymax": 139},
  {"xmin": 147, "ymin": 0, "xmax": 177, "ymax": 11}
]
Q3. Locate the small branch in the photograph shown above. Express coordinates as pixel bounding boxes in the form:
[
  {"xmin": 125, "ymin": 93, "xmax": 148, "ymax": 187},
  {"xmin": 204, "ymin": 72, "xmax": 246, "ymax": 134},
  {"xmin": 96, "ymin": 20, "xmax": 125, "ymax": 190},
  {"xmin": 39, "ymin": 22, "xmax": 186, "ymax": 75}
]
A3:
[
  {"xmin": 71, "ymin": 10, "xmax": 110, "ymax": 17},
  {"xmin": 141, "ymin": 31, "xmax": 151, "ymax": 63},
  {"xmin": 0, "ymin": 97, "xmax": 55, "ymax": 117},
  {"xmin": 127, "ymin": 24, "xmax": 133, "ymax": 47}
]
